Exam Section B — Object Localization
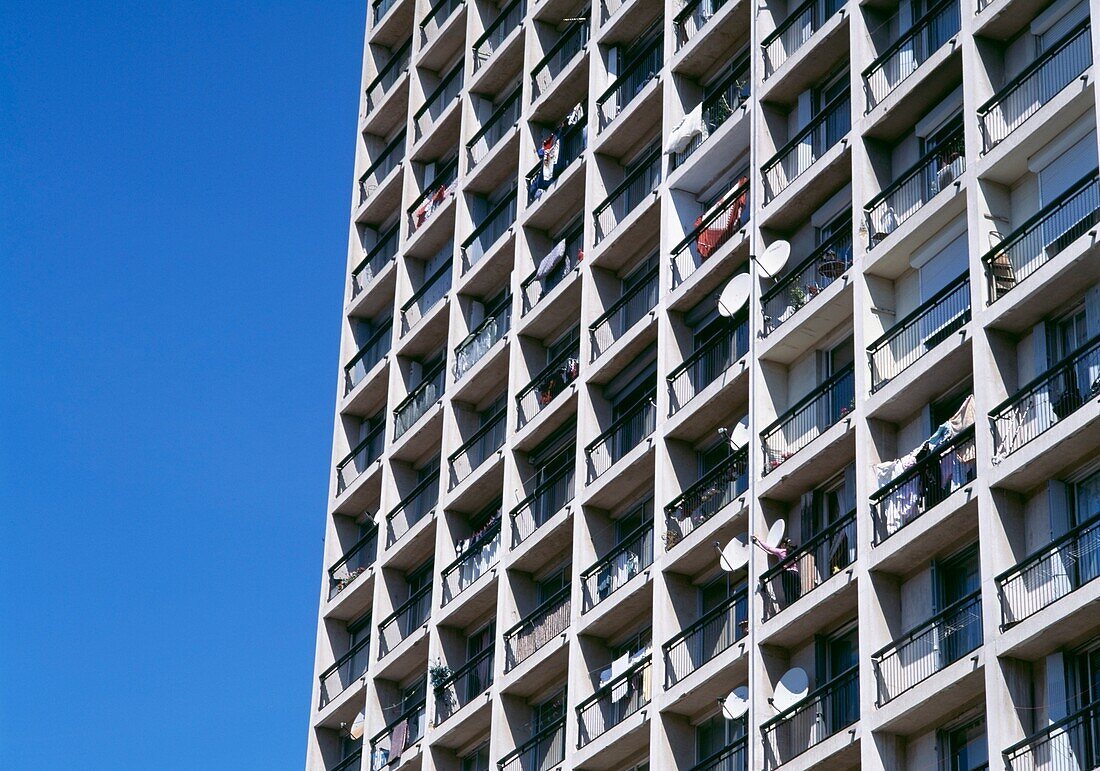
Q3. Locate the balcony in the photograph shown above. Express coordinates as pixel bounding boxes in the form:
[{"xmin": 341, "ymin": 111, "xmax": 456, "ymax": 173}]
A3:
[
  {"xmin": 499, "ymin": 719, "xmax": 566, "ymax": 771},
  {"xmin": 525, "ymin": 118, "xmax": 586, "ymax": 206},
  {"xmin": 434, "ymin": 646, "xmax": 494, "ymax": 725},
  {"xmin": 407, "ymin": 157, "xmax": 459, "ymax": 237},
  {"xmin": 472, "ymin": 0, "xmax": 524, "ymax": 73},
  {"xmin": 393, "ymin": 363, "xmax": 445, "ymax": 441},
  {"xmin": 760, "ymin": 667, "xmax": 858, "ymax": 768},
  {"xmin": 977, "ymin": 19, "xmax": 1091, "ymax": 153},
  {"xmin": 1002, "ymin": 699, "xmax": 1100, "ymax": 771},
  {"xmin": 319, "ymin": 635, "xmax": 371, "ymax": 708},
  {"xmin": 862, "ymin": 0, "xmax": 960, "ymax": 112},
  {"xmin": 511, "ymin": 462, "xmax": 575, "ymax": 547},
  {"xmin": 761, "ymin": 0, "xmax": 844, "ymax": 79},
  {"xmin": 674, "ymin": 0, "xmax": 735, "ymax": 52},
  {"xmin": 576, "ymin": 655, "xmax": 651, "ymax": 747},
  {"xmin": 328, "ymin": 527, "xmax": 379, "ymax": 601},
  {"xmin": 351, "ymin": 224, "xmax": 400, "ymax": 301},
  {"xmin": 581, "ymin": 522, "xmax": 654, "ymax": 611},
  {"xmin": 466, "ymin": 88, "xmax": 520, "ymax": 170},
  {"xmin": 760, "ymin": 509, "xmax": 855, "ymax": 618},
  {"xmin": 372, "ymin": 0, "xmax": 400, "ymax": 24},
  {"xmin": 369, "ymin": 699, "xmax": 426, "ymax": 766},
  {"xmin": 414, "ymin": 64, "xmax": 463, "ymax": 140},
  {"xmin": 503, "ymin": 586, "xmax": 571, "ymax": 672},
  {"xmin": 345, "ymin": 322, "xmax": 392, "ymax": 396},
  {"xmin": 982, "ymin": 172, "xmax": 1099, "ymax": 305},
  {"xmin": 516, "ymin": 343, "xmax": 580, "ymax": 429},
  {"xmin": 585, "ymin": 396, "xmax": 656, "ymax": 481},
  {"xmin": 761, "ymin": 365, "xmax": 854, "ymax": 475},
  {"xmin": 448, "ymin": 410, "xmax": 505, "ymax": 490},
  {"xmin": 665, "ymin": 447, "xmax": 749, "ymax": 547},
  {"xmin": 520, "ymin": 224, "xmax": 583, "ymax": 315},
  {"xmin": 871, "ymin": 590, "xmax": 982, "ymax": 706},
  {"xmin": 760, "ymin": 227, "xmax": 852, "ymax": 339},
  {"xmin": 996, "ymin": 510, "xmax": 1100, "ymax": 629},
  {"xmin": 670, "ymin": 179, "xmax": 751, "ymax": 290},
  {"xmin": 358, "ymin": 131, "xmax": 405, "ymax": 208},
  {"xmin": 421, "ymin": 0, "xmax": 464, "ymax": 47},
  {"xmin": 400, "ymin": 261, "xmax": 452, "ymax": 335},
  {"xmin": 663, "ymin": 588, "xmax": 747, "ymax": 687},
  {"xmin": 864, "ymin": 122, "xmax": 965, "ymax": 249},
  {"xmin": 337, "ymin": 423, "xmax": 386, "ymax": 493},
  {"xmin": 593, "ymin": 147, "xmax": 661, "ymax": 246},
  {"xmin": 377, "ymin": 586, "xmax": 432, "ymax": 657},
  {"xmin": 462, "ymin": 190, "xmax": 517, "ymax": 274},
  {"xmin": 441, "ymin": 519, "xmax": 501, "ymax": 606},
  {"xmin": 364, "ymin": 40, "xmax": 411, "ymax": 118},
  {"xmin": 690, "ymin": 739, "xmax": 748, "ymax": 771},
  {"xmin": 589, "ymin": 265, "xmax": 659, "ymax": 362},
  {"xmin": 871, "ymin": 427, "xmax": 976, "ymax": 545},
  {"xmin": 670, "ymin": 56, "xmax": 750, "ymax": 171},
  {"xmin": 595, "ymin": 38, "xmax": 661, "ymax": 131},
  {"xmin": 530, "ymin": 15, "xmax": 589, "ymax": 104},
  {"xmin": 454, "ymin": 307, "xmax": 510, "ymax": 382},
  {"xmin": 332, "ymin": 747, "xmax": 363, "ymax": 771},
  {"xmin": 761, "ymin": 92, "xmax": 850, "ymax": 204},
  {"xmin": 385, "ymin": 474, "xmax": 440, "ymax": 547},
  {"xmin": 668, "ymin": 318, "xmax": 749, "ymax": 416}
]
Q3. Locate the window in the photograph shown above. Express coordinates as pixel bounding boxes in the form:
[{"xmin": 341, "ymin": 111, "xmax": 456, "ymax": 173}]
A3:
[
  {"xmin": 612, "ymin": 627, "xmax": 652, "ymax": 660},
  {"xmin": 408, "ymin": 559, "xmax": 434, "ymax": 595},
  {"xmin": 615, "ymin": 497, "xmax": 654, "ymax": 541},
  {"xmin": 547, "ymin": 326, "xmax": 580, "ymax": 363},
  {"xmin": 695, "ymin": 712, "xmax": 746, "ymax": 762},
  {"xmin": 537, "ymin": 564, "xmax": 571, "ymax": 603},
  {"xmin": 813, "ymin": 69, "xmax": 848, "ymax": 114},
  {"xmin": 534, "ymin": 690, "xmax": 566, "ymax": 731},
  {"xmin": 348, "ymin": 612, "xmax": 372, "ymax": 648},
  {"xmin": 1049, "ymin": 305, "xmax": 1088, "ymax": 364},
  {"xmin": 460, "ymin": 743, "xmax": 490, "ymax": 771},
  {"xmin": 942, "ymin": 715, "xmax": 988, "ymax": 771}
]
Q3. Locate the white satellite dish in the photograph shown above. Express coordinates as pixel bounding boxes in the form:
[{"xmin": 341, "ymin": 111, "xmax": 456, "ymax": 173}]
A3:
[
  {"xmin": 728, "ymin": 417, "xmax": 749, "ymax": 449},
  {"xmin": 757, "ymin": 240, "xmax": 791, "ymax": 278},
  {"xmin": 717, "ymin": 273, "xmax": 751, "ymax": 317},
  {"xmin": 773, "ymin": 667, "xmax": 809, "ymax": 712},
  {"xmin": 719, "ymin": 536, "xmax": 749, "ymax": 573},
  {"xmin": 765, "ymin": 518, "xmax": 786, "ymax": 548},
  {"xmin": 722, "ymin": 686, "xmax": 750, "ymax": 720},
  {"xmin": 349, "ymin": 711, "xmax": 365, "ymax": 740}
]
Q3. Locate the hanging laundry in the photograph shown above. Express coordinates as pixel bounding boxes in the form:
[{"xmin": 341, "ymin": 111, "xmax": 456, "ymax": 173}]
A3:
[
  {"xmin": 541, "ymin": 134, "xmax": 559, "ymax": 181},
  {"xmin": 696, "ymin": 177, "xmax": 749, "ymax": 260},
  {"xmin": 537, "ymin": 240, "xmax": 567, "ymax": 279},
  {"xmin": 390, "ymin": 720, "xmax": 408, "ymax": 761},
  {"xmin": 948, "ymin": 394, "xmax": 975, "ymax": 434},
  {"xmin": 566, "ymin": 102, "xmax": 584, "ymax": 126},
  {"xmin": 665, "ymin": 103, "xmax": 705, "ymax": 155}
]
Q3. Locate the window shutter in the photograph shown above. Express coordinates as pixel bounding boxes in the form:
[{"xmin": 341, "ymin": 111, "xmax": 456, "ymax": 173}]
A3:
[{"xmin": 1048, "ymin": 479, "xmax": 1072, "ymax": 537}]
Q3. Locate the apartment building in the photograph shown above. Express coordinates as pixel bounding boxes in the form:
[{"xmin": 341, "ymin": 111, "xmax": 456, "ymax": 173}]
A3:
[{"xmin": 307, "ymin": 0, "xmax": 1100, "ymax": 769}]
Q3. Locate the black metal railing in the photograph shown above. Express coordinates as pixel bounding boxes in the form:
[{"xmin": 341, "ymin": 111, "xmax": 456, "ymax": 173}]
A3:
[
  {"xmin": 594, "ymin": 147, "xmax": 661, "ymax": 244},
  {"xmin": 978, "ymin": 20, "xmax": 1092, "ymax": 152},
  {"xmin": 520, "ymin": 223, "xmax": 583, "ymax": 313},
  {"xmin": 462, "ymin": 191, "xmax": 517, "ymax": 272},
  {"xmin": 510, "ymin": 461, "xmax": 575, "ymax": 546},
  {"xmin": 760, "ymin": 510, "xmax": 856, "ymax": 617},
  {"xmin": 378, "ymin": 586, "xmax": 432, "ymax": 656},
  {"xmin": 319, "ymin": 635, "xmax": 372, "ymax": 708},
  {"xmin": 871, "ymin": 427, "xmax": 976, "ymax": 544},
  {"xmin": 668, "ymin": 317, "xmax": 749, "ymax": 415},
  {"xmin": 581, "ymin": 523, "xmax": 655, "ymax": 611},
  {"xmin": 990, "ymin": 332, "xmax": 1100, "ymax": 458},
  {"xmin": 386, "ymin": 474, "xmax": 441, "ymax": 547},
  {"xmin": 441, "ymin": 520, "xmax": 501, "ymax": 605},
  {"xmin": 498, "ymin": 719, "xmax": 567, "ymax": 771},
  {"xmin": 503, "ymin": 586, "xmax": 571, "ymax": 671},
  {"xmin": 414, "ymin": 63, "xmax": 464, "ymax": 138},
  {"xmin": 328, "ymin": 527, "xmax": 379, "ymax": 600},
  {"xmin": 467, "ymin": 88, "xmax": 521, "ymax": 168},
  {"xmin": 516, "ymin": 344, "xmax": 580, "ymax": 428},
  {"xmin": 762, "ymin": 92, "xmax": 850, "ymax": 203},
  {"xmin": 589, "ymin": 264, "xmax": 659, "ymax": 361},
  {"xmin": 675, "ymin": 0, "xmax": 734, "ymax": 50},
  {"xmin": 996, "ymin": 510, "xmax": 1100, "ymax": 629},
  {"xmin": 449, "ymin": 410, "xmax": 506, "ymax": 488},
  {"xmin": 761, "ymin": 365, "xmax": 854, "ymax": 474},
  {"xmin": 530, "ymin": 15, "xmax": 589, "ymax": 102},
  {"xmin": 370, "ymin": 699, "xmax": 426, "ymax": 763},
  {"xmin": 670, "ymin": 180, "xmax": 751, "ymax": 287},
  {"xmin": 525, "ymin": 118, "xmax": 587, "ymax": 205},
  {"xmin": 596, "ymin": 38, "xmax": 662, "ymax": 129},
  {"xmin": 863, "ymin": 0, "xmax": 960, "ymax": 110},
  {"xmin": 351, "ymin": 223, "xmax": 400, "ymax": 299},
  {"xmin": 454, "ymin": 305, "xmax": 510, "ymax": 381},
  {"xmin": 689, "ymin": 738, "xmax": 748, "ymax": 771},
  {"xmin": 400, "ymin": 259, "xmax": 452, "ymax": 333},
  {"xmin": 671, "ymin": 57, "xmax": 751, "ymax": 170},
  {"xmin": 358, "ymin": 130, "xmax": 405, "ymax": 205},
  {"xmin": 434, "ymin": 646, "xmax": 494, "ymax": 725},
  {"xmin": 372, "ymin": 0, "xmax": 399, "ymax": 24},
  {"xmin": 332, "ymin": 747, "xmax": 363, "ymax": 771},
  {"xmin": 982, "ymin": 171, "xmax": 1100, "ymax": 303},
  {"xmin": 473, "ymin": 0, "xmax": 524, "ymax": 71},
  {"xmin": 586, "ymin": 396, "xmax": 656, "ymax": 481},
  {"xmin": 1003, "ymin": 699, "xmax": 1100, "ymax": 771},
  {"xmin": 421, "ymin": 0, "xmax": 463, "ymax": 43},
  {"xmin": 408, "ymin": 156, "xmax": 459, "ymax": 235},
  {"xmin": 760, "ymin": 226, "xmax": 853, "ymax": 337},
  {"xmin": 393, "ymin": 361, "xmax": 445, "ymax": 439},
  {"xmin": 868, "ymin": 273, "xmax": 969, "ymax": 392},
  {"xmin": 664, "ymin": 447, "xmax": 749, "ymax": 546},
  {"xmin": 865, "ymin": 123, "xmax": 965, "ymax": 246},
  {"xmin": 761, "ymin": 0, "xmax": 845, "ymax": 77},
  {"xmin": 761, "ymin": 667, "xmax": 859, "ymax": 768},
  {"xmin": 576, "ymin": 656, "xmax": 652, "ymax": 747},
  {"xmin": 664, "ymin": 589, "xmax": 748, "ymax": 687},
  {"xmin": 871, "ymin": 590, "xmax": 982, "ymax": 705},
  {"xmin": 345, "ymin": 321, "xmax": 392, "ymax": 395},
  {"xmin": 364, "ymin": 39, "xmax": 411, "ymax": 114},
  {"xmin": 336, "ymin": 423, "xmax": 386, "ymax": 493}
]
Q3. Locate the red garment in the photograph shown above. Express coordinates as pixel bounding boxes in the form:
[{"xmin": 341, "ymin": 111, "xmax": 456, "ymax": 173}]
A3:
[{"xmin": 695, "ymin": 177, "xmax": 749, "ymax": 260}]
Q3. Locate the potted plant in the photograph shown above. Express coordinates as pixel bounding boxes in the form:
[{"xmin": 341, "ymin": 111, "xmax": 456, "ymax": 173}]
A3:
[{"xmin": 429, "ymin": 660, "xmax": 453, "ymax": 693}]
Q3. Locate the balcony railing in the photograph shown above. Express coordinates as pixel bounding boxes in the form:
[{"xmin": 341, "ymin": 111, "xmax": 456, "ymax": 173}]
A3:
[
  {"xmin": 596, "ymin": 38, "xmax": 661, "ymax": 130},
  {"xmin": 434, "ymin": 646, "xmax": 494, "ymax": 725},
  {"xmin": 871, "ymin": 426, "xmax": 976, "ymax": 544},
  {"xmin": 668, "ymin": 316, "xmax": 749, "ymax": 415},
  {"xmin": 499, "ymin": 719, "xmax": 567, "ymax": 771},
  {"xmin": 761, "ymin": 667, "xmax": 859, "ymax": 768},
  {"xmin": 990, "ymin": 332, "xmax": 1100, "ymax": 458},
  {"xmin": 393, "ymin": 361, "xmax": 445, "ymax": 440},
  {"xmin": 671, "ymin": 57, "xmax": 751, "ymax": 170},
  {"xmin": 462, "ymin": 190, "xmax": 517, "ymax": 273},
  {"xmin": 473, "ymin": 0, "xmax": 524, "ymax": 72},
  {"xmin": 454, "ymin": 305, "xmax": 510, "ymax": 381},
  {"xmin": 761, "ymin": 92, "xmax": 850, "ymax": 203},
  {"xmin": 520, "ymin": 223, "xmax": 583, "ymax": 313},
  {"xmin": 690, "ymin": 738, "xmax": 748, "ymax": 771},
  {"xmin": 761, "ymin": 0, "xmax": 845, "ymax": 78},
  {"xmin": 351, "ymin": 223, "xmax": 399, "ymax": 299},
  {"xmin": 467, "ymin": 88, "xmax": 521, "ymax": 169},
  {"xmin": 586, "ymin": 396, "xmax": 656, "ymax": 481},
  {"xmin": 977, "ymin": 20, "xmax": 1092, "ymax": 152},
  {"xmin": 594, "ymin": 147, "xmax": 661, "ymax": 244},
  {"xmin": 665, "ymin": 447, "xmax": 749, "ymax": 547},
  {"xmin": 336, "ymin": 422, "xmax": 386, "ymax": 493},
  {"xmin": 996, "ymin": 510, "xmax": 1100, "ymax": 629},
  {"xmin": 448, "ymin": 409, "xmax": 506, "ymax": 488},
  {"xmin": 531, "ymin": 15, "xmax": 589, "ymax": 102},
  {"xmin": 664, "ymin": 589, "xmax": 748, "ymax": 687},
  {"xmin": 345, "ymin": 322, "xmax": 392, "ymax": 395},
  {"xmin": 516, "ymin": 344, "xmax": 580, "ymax": 428},
  {"xmin": 332, "ymin": 747, "xmax": 363, "ymax": 771},
  {"xmin": 760, "ymin": 226, "xmax": 853, "ymax": 337},
  {"xmin": 503, "ymin": 586, "xmax": 571, "ymax": 671},
  {"xmin": 364, "ymin": 39, "xmax": 411, "ymax": 115},
  {"xmin": 525, "ymin": 118, "xmax": 587, "ymax": 205},
  {"xmin": 1002, "ymin": 699, "xmax": 1100, "ymax": 771},
  {"xmin": 510, "ymin": 460, "xmax": 575, "ymax": 546},
  {"xmin": 414, "ymin": 64, "xmax": 464, "ymax": 138},
  {"xmin": 871, "ymin": 590, "xmax": 982, "ymax": 705},
  {"xmin": 670, "ymin": 179, "xmax": 751, "ymax": 287},
  {"xmin": 378, "ymin": 586, "xmax": 432, "ymax": 656},
  {"xmin": 760, "ymin": 510, "xmax": 856, "ymax": 617},
  {"xmin": 589, "ymin": 264, "xmax": 659, "ymax": 361},
  {"xmin": 441, "ymin": 520, "xmax": 500, "ymax": 605},
  {"xmin": 400, "ymin": 260, "xmax": 452, "ymax": 334},
  {"xmin": 982, "ymin": 172, "xmax": 1100, "ymax": 304},
  {"xmin": 328, "ymin": 527, "xmax": 379, "ymax": 600},
  {"xmin": 862, "ymin": 0, "xmax": 960, "ymax": 111},
  {"xmin": 370, "ymin": 699, "xmax": 426, "ymax": 765},
  {"xmin": 865, "ymin": 123, "xmax": 965, "ymax": 247},
  {"xmin": 576, "ymin": 656, "xmax": 651, "ymax": 747},
  {"xmin": 358, "ymin": 131, "xmax": 405, "ymax": 206},
  {"xmin": 421, "ymin": 0, "xmax": 463, "ymax": 44},
  {"xmin": 385, "ymin": 473, "xmax": 440, "ymax": 547},
  {"xmin": 408, "ymin": 156, "xmax": 459, "ymax": 235},
  {"xmin": 761, "ymin": 365, "xmax": 854, "ymax": 474},
  {"xmin": 868, "ymin": 273, "xmax": 970, "ymax": 392},
  {"xmin": 675, "ymin": 0, "xmax": 734, "ymax": 51},
  {"xmin": 319, "ymin": 635, "xmax": 371, "ymax": 708},
  {"xmin": 372, "ymin": 0, "xmax": 399, "ymax": 24},
  {"xmin": 581, "ymin": 523, "xmax": 655, "ymax": 611}
]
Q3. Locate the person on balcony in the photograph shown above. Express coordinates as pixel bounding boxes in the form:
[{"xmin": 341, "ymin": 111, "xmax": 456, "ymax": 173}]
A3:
[{"xmin": 752, "ymin": 534, "xmax": 801, "ymax": 606}]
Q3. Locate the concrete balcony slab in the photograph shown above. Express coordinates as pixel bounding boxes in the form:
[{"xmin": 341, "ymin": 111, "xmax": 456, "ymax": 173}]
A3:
[
  {"xmin": 758, "ymin": 568, "xmax": 858, "ymax": 648},
  {"xmin": 325, "ymin": 565, "xmax": 377, "ymax": 623},
  {"xmin": 864, "ymin": 323, "xmax": 973, "ymax": 423},
  {"xmin": 989, "ymin": 400, "xmax": 1100, "ymax": 494},
  {"xmin": 759, "ymin": 9, "xmax": 850, "ymax": 107},
  {"xmin": 342, "ymin": 356, "xmax": 390, "ymax": 419},
  {"xmin": 667, "ymin": 223, "xmax": 751, "ymax": 314},
  {"xmin": 870, "ymin": 650, "xmax": 985, "ymax": 736},
  {"xmin": 758, "ymin": 266, "xmax": 854, "ymax": 366},
  {"xmin": 578, "ymin": 571, "xmax": 654, "ymax": 640},
  {"xmin": 670, "ymin": 0, "xmax": 750, "ymax": 80},
  {"xmin": 663, "ymin": 357, "xmax": 749, "ymax": 443},
  {"xmin": 757, "ymin": 419, "xmax": 856, "ymax": 504},
  {"xmin": 658, "ymin": 639, "xmax": 749, "ymax": 718},
  {"xmin": 759, "ymin": 141, "xmax": 852, "ymax": 232},
  {"xmin": 870, "ymin": 486, "xmax": 978, "ymax": 577}
]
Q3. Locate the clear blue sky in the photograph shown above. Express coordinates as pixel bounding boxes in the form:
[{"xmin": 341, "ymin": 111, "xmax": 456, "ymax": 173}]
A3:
[{"xmin": 0, "ymin": 4, "xmax": 363, "ymax": 768}]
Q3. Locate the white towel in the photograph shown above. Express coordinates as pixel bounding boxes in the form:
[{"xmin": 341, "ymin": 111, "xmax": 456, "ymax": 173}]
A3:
[
  {"xmin": 666, "ymin": 104, "xmax": 705, "ymax": 155},
  {"xmin": 610, "ymin": 654, "xmax": 630, "ymax": 701},
  {"xmin": 537, "ymin": 240, "xmax": 567, "ymax": 279}
]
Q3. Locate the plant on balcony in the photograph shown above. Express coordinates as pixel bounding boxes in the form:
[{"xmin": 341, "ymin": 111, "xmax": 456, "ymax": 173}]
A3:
[
  {"xmin": 429, "ymin": 660, "xmax": 453, "ymax": 693},
  {"xmin": 333, "ymin": 566, "xmax": 366, "ymax": 595},
  {"xmin": 788, "ymin": 285, "xmax": 807, "ymax": 309}
]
